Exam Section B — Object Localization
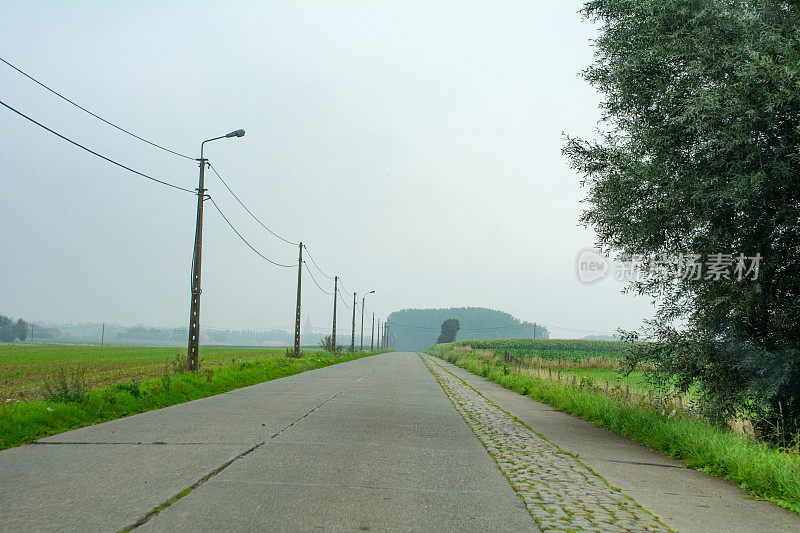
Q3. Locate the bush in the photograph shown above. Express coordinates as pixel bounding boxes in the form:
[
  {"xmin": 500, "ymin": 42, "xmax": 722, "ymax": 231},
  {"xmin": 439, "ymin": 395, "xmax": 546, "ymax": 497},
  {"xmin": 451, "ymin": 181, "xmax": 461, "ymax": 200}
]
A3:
[
  {"xmin": 42, "ymin": 365, "xmax": 88, "ymax": 403},
  {"xmin": 318, "ymin": 335, "xmax": 340, "ymax": 354}
]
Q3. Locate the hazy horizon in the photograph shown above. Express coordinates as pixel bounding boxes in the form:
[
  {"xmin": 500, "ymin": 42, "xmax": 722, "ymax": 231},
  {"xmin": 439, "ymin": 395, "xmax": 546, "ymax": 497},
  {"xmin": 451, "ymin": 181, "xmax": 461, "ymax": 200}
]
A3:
[{"xmin": 0, "ymin": 1, "xmax": 655, "ymax": 340}]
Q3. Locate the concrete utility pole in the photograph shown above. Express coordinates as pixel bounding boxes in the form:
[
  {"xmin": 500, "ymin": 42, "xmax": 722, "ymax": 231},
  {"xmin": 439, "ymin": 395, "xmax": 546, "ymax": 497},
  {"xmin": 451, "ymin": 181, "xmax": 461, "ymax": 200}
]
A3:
[
  {"xmin": 350, "ymin": 292, "xmax": 357, "ymax": 352},
  {"xmin": 187, "ymin": 129, "xmax": 244, "ymax": 371},
  {"xmin": 377, "ymin": 318, "xmax": 381, "ymax": 350},
  {"xmin": 370, "ymin": 313, "xmax": 375, "ymax": 350},
  {"xmin": 331, "ymin": 276, "xmax": 338, "ymax": 353},
  {"xmin": 360, "ymin": 296, "xmax": 365, "ymax": 351},
  {"xmin": 360, "ymin": 290, "xmax": 374, "ymax": 351},
  {"xmin": 294, "ymin": 242, "xmax": 303, "ymax": 357},
  {"xmin": 533, "ymin": 322, "xmax": 537, "ymax": 340},
  {"xmin": 101, "ymin": 323, "xmax": 105, "ymax": 347}
]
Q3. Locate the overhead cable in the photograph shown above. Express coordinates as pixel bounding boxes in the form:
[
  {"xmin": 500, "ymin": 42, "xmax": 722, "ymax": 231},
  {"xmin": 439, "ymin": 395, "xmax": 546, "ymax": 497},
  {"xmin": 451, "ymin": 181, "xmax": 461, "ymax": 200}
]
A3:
[
  {"xmin": 209, "ymin": 163, "xmax": 299, "ymax": 246},
  {"xmin": 209, "ymin": 198, "xmax": 297, "ymax": 268},
  {"xmin": 0, "ymin": 56, "xmax": 194, "ymax": 160},
  {"xmin": 0, "ymin": 99, "xmax": 195, "ymax": 194}
]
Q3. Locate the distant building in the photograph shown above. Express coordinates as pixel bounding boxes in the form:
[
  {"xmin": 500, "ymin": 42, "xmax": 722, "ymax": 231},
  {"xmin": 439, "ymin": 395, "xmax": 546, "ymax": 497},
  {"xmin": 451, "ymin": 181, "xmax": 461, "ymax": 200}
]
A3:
[{"xmin": 30, "ymin": 325, "xmax": 63, "ymax": 340}]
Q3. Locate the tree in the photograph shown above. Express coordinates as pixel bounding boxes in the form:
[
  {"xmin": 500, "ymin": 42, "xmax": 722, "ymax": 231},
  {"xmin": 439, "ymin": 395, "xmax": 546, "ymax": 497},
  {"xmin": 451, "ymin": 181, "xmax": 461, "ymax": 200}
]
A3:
[
  {"xmin": 0, "ymin": 315, "xmax": 28, "ymax": 342},
  {"xmin": 13, "ymin": 319, "xmax": 28, "ymax": 342},
  {"xmin": 0, "ymin": 315, "xmax": 13, "ymax": 342},
  {"xmin": 437, "ymin": 319, "xmax": 460, "ymax": 344},
  {"xmin": 564, "ymin": 0, "xmax": 800, "ymax": 443}
]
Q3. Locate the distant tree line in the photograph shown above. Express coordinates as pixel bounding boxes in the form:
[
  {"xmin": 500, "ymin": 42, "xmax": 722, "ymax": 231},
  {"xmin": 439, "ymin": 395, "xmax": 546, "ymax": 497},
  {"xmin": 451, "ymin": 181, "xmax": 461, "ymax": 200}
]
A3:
[
  {"xmin": 114, "ymin": 326, "xmax": 297, "ymax": 345},
  {"xmin": 0, "ymin": 315, "xmax": 29, "ymax": 342},
  {"xmin": 387, "ymin": 307, "xmax": 549, "ymax": 351}
]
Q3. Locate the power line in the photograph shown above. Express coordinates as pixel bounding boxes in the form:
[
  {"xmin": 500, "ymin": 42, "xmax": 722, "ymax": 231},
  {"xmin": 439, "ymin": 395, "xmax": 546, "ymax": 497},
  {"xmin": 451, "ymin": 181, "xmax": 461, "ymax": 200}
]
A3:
[
  {"xmin": 303, "ymin": 261, "xmax": 332, "ymax": 295},
  {"xmin": 338, "ymin": 290, "xmax": 352, "ymax": 309},
  {"xmin": 201, "ymin": 324, "xmax": 294, "ymax": 332},
  {"xmin": 208, "ymin": 198, "xmax": 296, "ymax": 268},
  {"xmin": 386, "ymin": 321, "xmax": 614, "ymax": 336},
  {"xmin": 303, "ymin": 245, "xmax": 335, "ymax": 280},
  {"xmin": 0, "ymin": 56, "xmax": 194, "ymax": 160},
  {"xmin": 538, "ymin": 323, "xmax": 615, "ymax": 335},
  {"xmin": 337, "ymin": 278, "xmax": 350, "ymax": 295},
  {"xmin": 387, "ymin": 322, "xmax": 533, "ymax": 332},
  {"xmin": 0, "ymin": 99, "xmax": 195, "ymax": 194},
  {"xmin": 208, "ymin": 163, "xmax": 299, "ymax": 246}
]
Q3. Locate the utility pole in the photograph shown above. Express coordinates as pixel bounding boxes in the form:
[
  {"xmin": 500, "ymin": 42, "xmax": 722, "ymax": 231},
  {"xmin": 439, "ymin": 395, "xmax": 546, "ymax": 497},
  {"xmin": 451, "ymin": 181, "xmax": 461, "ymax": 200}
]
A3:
[
  {"xmin": 101, "ymin": 323, "xmax": 105, "ymax": 347},
  {"xmin": 533, "ymin": 322, "xmax": 537, "ymax": 340},
  {"xmin": 294, "ymin": 242, "xmax": 303, "ymax": 357},
  {"xmin": 370, "ymin": 313, "xmax": 375, "ymax": 350},
  {"xmin": 331, "ymin": 276, "xmax": 338, "ymax": 353},
  {"xmin": 186, "ymin": 129, "xmax": 244, "ymax": 372},
  {"xmin": 360, "ymin": 295, "xmax": 365, "ymax": 351},
  {"xmin": 187, "ymin": 155, "xmax": 207, "ymax": 372},
  {"xmin": 377, "ymin": 318, "xmax": 381, "ymax": 349},
  {"xmin": 350, "ymin": 292, "xmax": 356, "ymax": 352},
  {"xmin": 385, "ymin": 322, "xmax": 389, "ymax": 349}
]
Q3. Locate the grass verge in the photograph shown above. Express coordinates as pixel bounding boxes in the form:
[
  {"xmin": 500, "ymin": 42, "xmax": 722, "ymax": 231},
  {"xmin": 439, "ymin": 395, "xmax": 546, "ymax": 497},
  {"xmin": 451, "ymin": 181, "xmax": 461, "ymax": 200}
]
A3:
[
  {"xmin": 426, "ymin": 344, "xmax": 800, "ymax": 515},
  {"xmin": 0, "ymin": 350, "xmax": 385, "ymax": 450}
]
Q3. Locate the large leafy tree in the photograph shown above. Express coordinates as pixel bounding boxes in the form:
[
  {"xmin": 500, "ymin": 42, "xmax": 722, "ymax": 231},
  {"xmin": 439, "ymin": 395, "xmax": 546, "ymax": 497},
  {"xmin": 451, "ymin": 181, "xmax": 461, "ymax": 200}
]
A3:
[{"xmin": 564, "ymin": 0, "xmax": 800, "ymax": 442}]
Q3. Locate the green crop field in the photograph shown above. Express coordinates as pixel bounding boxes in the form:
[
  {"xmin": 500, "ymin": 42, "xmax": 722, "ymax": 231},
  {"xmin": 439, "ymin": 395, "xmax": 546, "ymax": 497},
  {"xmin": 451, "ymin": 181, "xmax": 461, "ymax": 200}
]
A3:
[
  {"xmin": 454, "ymin": 338, "xmax": 630, "ymax": 361},
  {"xmin": 450, "ymin": 338, "xmax": 650, "ymax": 392},
  {"xmin": 0, "ymin": 347, "xmax": 386, "ymax": 449},
  {"xmin": 0, "ymin": 345, "xmax": 287, "ymax": 401}
]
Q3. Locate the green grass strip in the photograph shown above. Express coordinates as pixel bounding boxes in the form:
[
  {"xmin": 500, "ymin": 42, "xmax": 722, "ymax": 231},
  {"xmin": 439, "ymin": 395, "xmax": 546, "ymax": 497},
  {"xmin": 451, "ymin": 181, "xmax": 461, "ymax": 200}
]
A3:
[
  {"xmin": 426, "ymin": 346, "xmax": 800, "ymax": 515},
  {"xmin": 0, "ymin": 351, "xmax": 385, "ymax": 450}
]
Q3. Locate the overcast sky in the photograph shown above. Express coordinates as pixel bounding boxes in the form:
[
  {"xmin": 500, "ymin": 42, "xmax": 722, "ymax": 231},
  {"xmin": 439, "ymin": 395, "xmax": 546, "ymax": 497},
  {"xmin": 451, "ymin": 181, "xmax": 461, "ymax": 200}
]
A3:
[{"xmin": 0, "ymin": 0, "xmax": 654, "ymax": 338}]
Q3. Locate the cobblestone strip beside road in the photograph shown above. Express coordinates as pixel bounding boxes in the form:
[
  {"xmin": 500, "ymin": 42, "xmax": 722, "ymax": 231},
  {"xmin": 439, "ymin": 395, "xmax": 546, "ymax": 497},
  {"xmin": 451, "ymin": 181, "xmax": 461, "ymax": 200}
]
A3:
[{"xmin": 421, "ymin": 355, "xmax": 672, "ymax": 533}]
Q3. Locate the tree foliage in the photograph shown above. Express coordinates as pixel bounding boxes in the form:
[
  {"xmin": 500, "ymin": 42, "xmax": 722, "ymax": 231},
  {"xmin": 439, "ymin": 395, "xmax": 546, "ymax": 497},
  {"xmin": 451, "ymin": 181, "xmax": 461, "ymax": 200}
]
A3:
[
  {"xmin": 0, "ymin": 315, "xmax": 28, "ymax": 343},
  {"xmin": 564, "ymin": 0, "xmax": 800, "ymax": 442},
  {"xmin": 437, "ymin": 319, "xmax": 461, "ymax": 344}
]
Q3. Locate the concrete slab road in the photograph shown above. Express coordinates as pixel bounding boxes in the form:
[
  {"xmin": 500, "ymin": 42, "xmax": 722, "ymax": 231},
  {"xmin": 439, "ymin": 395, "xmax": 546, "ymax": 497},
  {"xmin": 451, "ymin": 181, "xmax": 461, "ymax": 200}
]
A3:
[
  {"xmin": 0, "ymin": 352, "xmax": 534, "ymax": 532},
  {"xmin": 3, "ymin": 351, "xmax": 798, "ymax": 532}
]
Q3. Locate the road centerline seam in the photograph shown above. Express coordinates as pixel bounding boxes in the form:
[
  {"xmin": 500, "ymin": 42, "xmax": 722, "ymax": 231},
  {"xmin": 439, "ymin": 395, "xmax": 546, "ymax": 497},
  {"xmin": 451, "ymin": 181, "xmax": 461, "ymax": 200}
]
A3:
[{"xmin": 120, "ymin": 365, "xmax": 376, "ymax": 532}]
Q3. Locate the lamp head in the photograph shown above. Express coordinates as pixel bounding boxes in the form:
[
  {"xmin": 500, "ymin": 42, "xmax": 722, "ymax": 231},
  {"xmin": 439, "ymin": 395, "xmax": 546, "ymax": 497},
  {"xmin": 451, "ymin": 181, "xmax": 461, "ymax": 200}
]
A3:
[{"xmin": 226, "ymin": 129, "xmax": 246, "ymax": 138}]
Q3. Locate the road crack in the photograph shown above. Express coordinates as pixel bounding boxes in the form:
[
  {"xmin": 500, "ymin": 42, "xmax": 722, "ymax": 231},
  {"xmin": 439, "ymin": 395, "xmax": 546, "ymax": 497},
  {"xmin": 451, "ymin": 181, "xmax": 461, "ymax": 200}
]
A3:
[{"xmin": 120, "ymin": 367, "xmax": 375, "ymax": 532}]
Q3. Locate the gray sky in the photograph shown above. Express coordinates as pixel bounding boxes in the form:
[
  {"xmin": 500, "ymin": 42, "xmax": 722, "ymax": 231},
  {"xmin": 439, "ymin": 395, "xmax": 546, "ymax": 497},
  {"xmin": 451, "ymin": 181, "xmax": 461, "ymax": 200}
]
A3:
[{"xmin": 0, "ymin": 0, "xmax": 653, "ymax": 338}]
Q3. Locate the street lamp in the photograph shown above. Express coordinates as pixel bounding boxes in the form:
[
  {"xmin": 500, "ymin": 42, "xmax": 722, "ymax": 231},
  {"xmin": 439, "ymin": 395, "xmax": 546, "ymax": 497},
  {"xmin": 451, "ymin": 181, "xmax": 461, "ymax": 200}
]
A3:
[
  {"xmin": 350, "ymin": 292, "xmax": 357, "ymax": 352},
  {"xmin": 360, "ymin": 290, "xmax": 375, "ymax": 351},
  {"xmin": 187, "ymin": 129, "xmax": 245, "ymax": 371}
]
